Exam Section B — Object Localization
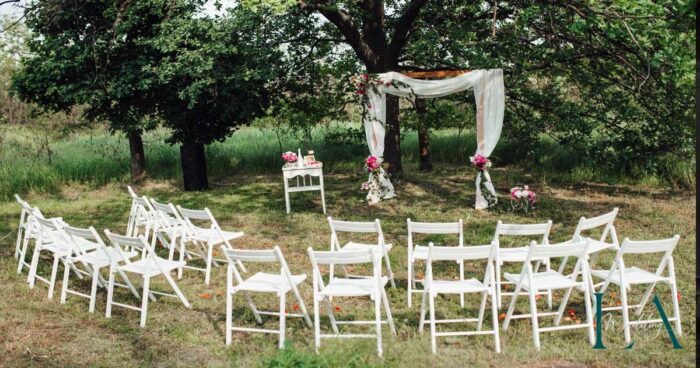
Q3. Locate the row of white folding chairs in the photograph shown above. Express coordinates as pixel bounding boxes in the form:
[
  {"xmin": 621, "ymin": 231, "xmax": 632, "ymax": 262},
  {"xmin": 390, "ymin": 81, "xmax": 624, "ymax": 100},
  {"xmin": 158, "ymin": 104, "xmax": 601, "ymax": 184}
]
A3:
[
  {"xmin": 407, "ymin": 208, "xmax": 622, "ymax": 310},
  {"xmin": 126, "ymin": 186, "xmax": 245, "ymax": 285},
  {"xmin": 223, "ymin": 234, "xmax": 681, "ymax": 356},
  {"xmin": 14, "ymin": 194, "xmax": 192, "ymax": 327}
]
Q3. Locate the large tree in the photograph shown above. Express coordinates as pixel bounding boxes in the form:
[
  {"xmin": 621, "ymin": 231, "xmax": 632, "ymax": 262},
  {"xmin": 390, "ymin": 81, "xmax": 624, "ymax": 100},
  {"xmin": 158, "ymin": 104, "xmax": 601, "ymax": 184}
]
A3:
[
  {"xmin": 11, "ymin": 0, "xmax": 197, "ymax": 182},
  {"xmin": 147, "ymin": 6, "xmax": 286, "ymax": 190}
]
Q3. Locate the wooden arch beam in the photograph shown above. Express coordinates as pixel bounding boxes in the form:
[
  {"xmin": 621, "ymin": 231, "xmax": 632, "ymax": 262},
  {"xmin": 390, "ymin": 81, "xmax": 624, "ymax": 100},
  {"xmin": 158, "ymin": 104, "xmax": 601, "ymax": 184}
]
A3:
[{"xmin": 401, "ymin": 70, "xmax": 472, "ymax": 79}]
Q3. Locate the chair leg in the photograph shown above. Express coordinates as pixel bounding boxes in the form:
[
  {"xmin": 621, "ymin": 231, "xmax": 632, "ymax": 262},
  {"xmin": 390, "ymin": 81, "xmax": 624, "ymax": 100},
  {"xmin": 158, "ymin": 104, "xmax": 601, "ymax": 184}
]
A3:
[
  {"xmin": 322, "ymin": 297, "xmax": 339, "ymax": 334},
  {"xmin": 313, "ymin": 291, "xmax": 320, "ymax": 353},
  {"xmin": 429, "ymin": 291, "xmax": 437, "ymax": 354},
  {"xmin": 459, "ymin": 260, "xmax": 465, "ymax": 308},
  {"xmin": 407, "ymin": 258, "xmax": 413, "ymax": 307},
  {"xmin": 583, "ymin": 282, "xmax": 595, "ymax": 345},
  {"xmin": 60, "ymin": 259, "xmax": 71, "ymax": 304},
  {"xmin": 178, "ymin": 239, "xmax": 186, "ymax": 280},
  {"xmin": 528, "ymin": 289, "xmax": 541, "ymax": 351},
  {"xmin": 47, "ymin": 254, "xmax": 61, "ymax": 299},
  {"xmin": 204, "ymin": 244, "xmax": 214, "ymax": 285},
  {"xmin": 226, "ymin": 281, "xmax": 233, "ymax": 346},
  {"xmin": 491, "ymin": 291, "xmax": 501, "ymax": 353},
  {"xmin": 117, "ymin": 268, "xmax": 141, "ymax": 299},
  {"xmin": 89, "ymin": 267, "xmax": 100, "ymax": 313},
  {"xmin": 106, "ymin": 267, "xmax": 116, "ymax": 318},
  {"xmin": 140, "ymin": 276, "xmax": 150, "ymax": 328},
  {"xmin": 495, "ymin": 261, "xmax": 502, "ymax": 309},
  {"xmin": 162, "ymin": 270, "xmax": 191, "ymax": 308},
  {"xmin": 243, "ymin": 291, "xmax": 263, "ymax": 324},
  {"xmin": 669, "ymin": 280, "xmax": 682, "ymax": 336},
  {"xmin": 502, "ymin": 280, "xmax": 523, "ymax": 332},
  {"xmin": 27, "ymin": 245, "xmax": 42, "ymax": 286},
  {"xmin": 545, "ymin": 260, "xmax": 553, "ymax": 309},
  {"xmin": 279, "ymin": 292, "xmax": 286, "ymax": 349},
  {"xmin": 418, "ymin": 289, "xmax": 428, "ymax": 333},
  {"xmin": 619, "ymin": 284, "xmax": 632, "ymax": 344},
  {"xmin": 17, "ymin": 230, "xmax": 31, "ymax": 274},
  {"xmin": 477, "ymin": 291, "xmax": 488, "ymax": 331},
  {"xmin": 290, "ymin": 285, "xmax": 312, "ymax": 327},
  {"xmin": 375, "ymin": 291, "xmax": 383, "ymax": 357},
  {"xmin": 554, "ymin": 287, "xmax": 574, "ymax": 326},
  {"xmin": 380, "ymin": 287, "xmax": 396, "ymax": 336},
  {"xmin": 383, "ymin": 251, "xmax": 396, "ymax": 288}
]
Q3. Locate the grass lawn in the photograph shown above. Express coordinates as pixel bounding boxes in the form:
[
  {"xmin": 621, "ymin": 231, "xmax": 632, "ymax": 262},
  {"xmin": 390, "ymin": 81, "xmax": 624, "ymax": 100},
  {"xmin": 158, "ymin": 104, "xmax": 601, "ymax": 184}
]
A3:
[{"xmin": 0, "ymin": 158, "xmax": 695, "ymax": 367}]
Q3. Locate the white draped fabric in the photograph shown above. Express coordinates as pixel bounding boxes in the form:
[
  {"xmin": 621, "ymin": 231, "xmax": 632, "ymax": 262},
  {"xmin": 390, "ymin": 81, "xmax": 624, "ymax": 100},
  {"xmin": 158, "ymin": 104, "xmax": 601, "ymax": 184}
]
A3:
[{"xmin": 363, "ymin": 69, "xmax": 505, "ymax": 208}]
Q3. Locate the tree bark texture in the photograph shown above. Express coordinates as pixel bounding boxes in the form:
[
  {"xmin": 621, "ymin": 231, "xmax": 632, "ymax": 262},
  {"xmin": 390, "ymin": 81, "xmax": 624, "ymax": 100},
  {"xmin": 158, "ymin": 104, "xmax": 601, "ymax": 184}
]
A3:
[
  {"xmin": 180, "ymin": 141, "xmax": 208, "ymax": 191},
  {"xmin": 415, "ymin": 98, "xmax": 432, "ymax": 172},
  {"xmin": 128, "ymin": 131, "xmax": 147, "ymax": 182}
]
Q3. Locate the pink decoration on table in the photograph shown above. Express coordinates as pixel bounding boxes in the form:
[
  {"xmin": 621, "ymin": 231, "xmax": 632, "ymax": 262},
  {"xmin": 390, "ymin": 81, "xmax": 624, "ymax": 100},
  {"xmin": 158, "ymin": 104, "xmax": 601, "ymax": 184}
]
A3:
[{"xmin": 281, "ymin": 151, "xmax": 298, "ymax": 163}]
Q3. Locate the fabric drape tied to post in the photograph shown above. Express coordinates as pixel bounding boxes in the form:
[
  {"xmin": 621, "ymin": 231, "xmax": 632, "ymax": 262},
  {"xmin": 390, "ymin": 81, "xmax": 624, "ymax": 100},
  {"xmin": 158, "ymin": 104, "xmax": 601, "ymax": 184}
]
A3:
[{"xmin": 362, "ymin": 69, "xmax": 505, "ymax": 208}]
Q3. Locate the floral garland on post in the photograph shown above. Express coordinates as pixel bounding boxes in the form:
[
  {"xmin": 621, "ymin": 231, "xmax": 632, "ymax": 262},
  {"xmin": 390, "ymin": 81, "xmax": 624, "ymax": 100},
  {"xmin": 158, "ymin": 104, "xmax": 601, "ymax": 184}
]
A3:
[
  {"xmin": 350, "ymin": 72, "xmax": 412, "ymax": 127},
  {"xmin": 469, "ymin": 154, "xmax": 497, "ymax": 207},
  {"xmin": 360, "ymin": 155, "xmax": 391, "ymax": 204},
  {"xmin": 509, "ymin": 185, "xmax": 536, "ymax": 214}
]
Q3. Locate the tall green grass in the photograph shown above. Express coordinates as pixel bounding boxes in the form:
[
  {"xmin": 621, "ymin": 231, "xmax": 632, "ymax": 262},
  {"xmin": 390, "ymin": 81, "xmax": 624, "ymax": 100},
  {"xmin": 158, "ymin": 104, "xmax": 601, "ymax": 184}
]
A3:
[{"xmin": 0, "ymin": 124, "xmax": 694, "ymax": 200}]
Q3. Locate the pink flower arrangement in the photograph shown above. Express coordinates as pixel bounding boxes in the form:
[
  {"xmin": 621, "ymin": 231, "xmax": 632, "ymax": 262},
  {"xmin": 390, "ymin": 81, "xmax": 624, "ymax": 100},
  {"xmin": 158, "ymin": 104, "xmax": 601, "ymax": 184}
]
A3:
[
  {"xmin": 470, "ymin": 154, "xmax": 492, "ymax": 171},
  {"xmin": 364, "ymin": 155, "xmax": 381, "ymax": 173},
  {"xmin": 510, "ymin": 185, "xmax": 536, "ymax": 205},
  {"xmin": 281, "ymin": 151, "xmax": 298, "ymax": 163},
  {"xmin": 360, "ymin": 181, "xmax": 370, "ymax": 191}
]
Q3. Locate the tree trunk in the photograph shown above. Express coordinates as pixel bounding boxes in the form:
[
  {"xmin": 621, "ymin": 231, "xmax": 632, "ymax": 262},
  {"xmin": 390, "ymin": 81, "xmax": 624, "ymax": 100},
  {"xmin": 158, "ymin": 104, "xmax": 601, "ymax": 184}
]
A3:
[
  {"xmin": 383, "ymin": 94, "xmax": 402, "ymax": 175},
  {"xmin": 180, "ymin": 141, "xmax": 208, "ymax": 191},
  {"xmin": 415, "ymin": 99, "xmax": 432, "ymax": 172},
  {"xmin": 128, "ymin": 131, "xmax": 146, "ymax": 182}
]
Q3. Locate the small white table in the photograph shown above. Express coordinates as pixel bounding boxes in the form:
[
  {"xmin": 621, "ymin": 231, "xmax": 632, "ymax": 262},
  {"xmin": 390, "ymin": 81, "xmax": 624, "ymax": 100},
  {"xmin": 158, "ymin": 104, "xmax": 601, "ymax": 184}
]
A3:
[{"xmin": 282, "ymin": 163, "xmax": 326, "ymax": 214}]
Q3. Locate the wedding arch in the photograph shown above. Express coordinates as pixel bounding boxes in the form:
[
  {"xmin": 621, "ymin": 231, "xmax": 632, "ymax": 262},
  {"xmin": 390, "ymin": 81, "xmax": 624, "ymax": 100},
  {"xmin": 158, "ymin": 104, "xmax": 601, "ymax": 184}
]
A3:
[{"xmin": 361, "ymin": 69, "xmax": 505, "ymax": 209}]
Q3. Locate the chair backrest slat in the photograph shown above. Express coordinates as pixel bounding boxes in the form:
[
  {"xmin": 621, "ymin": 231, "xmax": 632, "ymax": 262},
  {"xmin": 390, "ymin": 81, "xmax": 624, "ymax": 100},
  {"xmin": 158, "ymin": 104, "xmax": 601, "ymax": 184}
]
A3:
[
  {"xmin": 177, "ymin": 206, "xmax": 212, "ymax": 221},
  {"xmin": 224, "ymin": 248, "xmax": 278, "ymax": 263},
  {"xmin": 496, "ymin": 221, "xmax": 552, "ymax": 236},
  {"xmin": 104, "ymin": 230, "xmax": 149, "ymax": 251},
  {"xmin": 427, "ymin": 243, "xmax": 493, "ymax": 261},
  {"xmin": 63, "ymin": 225, "xmax": 98, "ymax": 240},
  {"xmin": 308, "ymin": 248, "xmax": 374, "ymax": 265},
  {"xmin": 329, "ymin": 218, "xmax": 378, "ymax": 233},
  {"xmin": 408, "ymin": 219, "xmax": 462, "ymax": 234},
  {"xmin": 621, "ymin": 236, "xmax": 679, "ymax": 255},
  {"xmin": 529, "ymin": 240, "xmax": 588, "ymax": 259},
  {"xmin": 150, "ymin": 198, "xmax": 176, "ymax": 214},
  {"xmin": 578, "ymin": 208, "xmax": 618, "ymax": 231}
]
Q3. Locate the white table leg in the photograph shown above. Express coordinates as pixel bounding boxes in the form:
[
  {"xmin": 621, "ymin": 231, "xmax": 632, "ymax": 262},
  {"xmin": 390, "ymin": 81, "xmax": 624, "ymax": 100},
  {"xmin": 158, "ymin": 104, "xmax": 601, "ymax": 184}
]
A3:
[{"xmin": 283, "ymin": 177, "xmax": 291, "ymax": 214}]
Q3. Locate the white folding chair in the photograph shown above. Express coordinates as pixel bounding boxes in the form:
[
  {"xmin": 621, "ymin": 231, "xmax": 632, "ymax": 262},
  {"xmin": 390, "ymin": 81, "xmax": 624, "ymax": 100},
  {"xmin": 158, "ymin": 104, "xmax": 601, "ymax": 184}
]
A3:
[
  {"xmin": 26, "ymin": 216, "xmax": 76, "ymax": 299},
  {"xmin": 418, "ymin": 242, "xmax": 500, "ymax": 353},
  {"xmin": 407, "ymin": 219, "xmax": 464, "ymax": 308},
  {"xmin": 493, "ymin": 220, "xmax": 553, "ymax": 309},
  {"xmin": 59, "ymin": 224, "xmax": 140, "ymax": 313},
  {"xmin": 307, "ymin": 247, "xmax": 396, "ymax": 357},
  {"xmin": 327, "ymin": 217, "xmax": 396, "ymax": 288},
  {"xmin": 177, "ymin": 205, "xmax": 245, "ymax": 285},
  {"xmin": 591, "ymin": 235, "xmax": 682, "ymax": 344},
  {"xmin": 149, "ymin": 198, "xmax": 189, "ymax": 261},
  {"xmin": 126, "ymin": 186, "xmax": 155, "ymax": 239},
  {"xmin": 502, "ymin": 240, "xmax": 595, "ymax": 351},
  {"xmin": 104, "ymin": 230, "xmax": 191, "ymax": 327},
  {"xmin": 222, "ymin": 246, "xmax": 312, "ymax": 348},
  {"xmin": 15, "ymin": 196, "xmax": 45, "ymax": 274}
]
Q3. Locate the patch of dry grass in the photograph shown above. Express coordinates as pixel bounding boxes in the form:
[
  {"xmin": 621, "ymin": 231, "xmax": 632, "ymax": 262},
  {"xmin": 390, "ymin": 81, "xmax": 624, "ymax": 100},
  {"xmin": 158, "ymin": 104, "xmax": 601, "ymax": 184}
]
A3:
[{"xmin": 0, "ymin": 163, "xmax": 695, "ymax": 367}]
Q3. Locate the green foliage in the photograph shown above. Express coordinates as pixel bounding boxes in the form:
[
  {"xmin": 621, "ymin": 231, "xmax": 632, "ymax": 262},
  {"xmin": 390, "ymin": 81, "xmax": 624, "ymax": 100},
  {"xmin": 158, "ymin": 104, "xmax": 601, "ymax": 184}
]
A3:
[
  {"xmin": 147, "ymin": 6, "xmax": 287, "ymax": 145},
  {"xmin": 11, "ymin": 0, "xmax": 197, "ymax": 134}
]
